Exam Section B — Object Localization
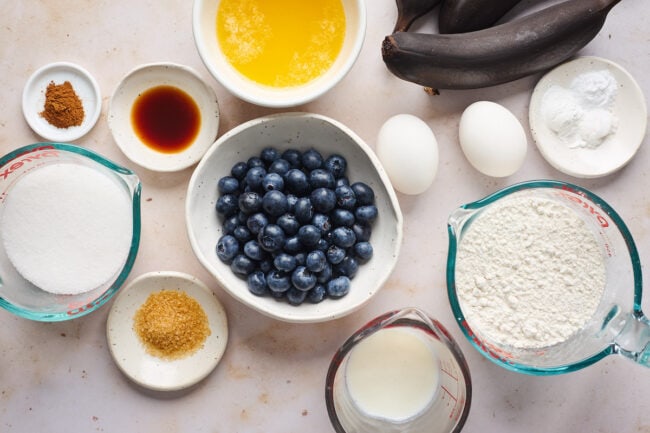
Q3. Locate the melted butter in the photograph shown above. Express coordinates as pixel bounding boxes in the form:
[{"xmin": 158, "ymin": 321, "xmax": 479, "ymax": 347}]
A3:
[{"xmin": 216, "ymin": 0, "xmax": 346, "ymax": 87}]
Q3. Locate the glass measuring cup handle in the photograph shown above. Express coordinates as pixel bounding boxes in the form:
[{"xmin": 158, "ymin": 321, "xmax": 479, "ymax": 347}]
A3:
[{"xmin": 615, "ymin": 310, "xmax": 650, "ymax": 367}]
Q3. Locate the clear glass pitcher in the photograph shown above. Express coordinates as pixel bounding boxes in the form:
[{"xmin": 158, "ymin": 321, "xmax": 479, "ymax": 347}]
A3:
[
  {"xmin": 447, "ymin": 180, "xmax": 650, "ymax": 374},
  {"xmin": 0, "ymin": 143, "xmax": 141, "ymax": 321},
  {"xmin": 325, "ymin": 307, "xmax": 472, "ymax": 433}
]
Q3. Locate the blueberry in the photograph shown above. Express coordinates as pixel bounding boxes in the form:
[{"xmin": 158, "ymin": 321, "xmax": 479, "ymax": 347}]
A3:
[
  {"xmin": 310, "ymin": 188, "xmax": 336, "ymax": 213},
  {"xmin": 326, "ymin": 245, "xmax": 346, "ymax": 265},
  {"xmin": 233, "ymin": 225, "xmax": 252, "ymax": 242},
  {"xmin": 335, "ymin": 185, "xmax": 357, "ymax": 210},
  {"xmin": 262, "ymin": 190, "xmax": 289, "ymax": 217},
  {"xmin": 269, "ymin": 158, "xmax": 290, "ymax": 176},
  {"xmin": 335, "ymin": 177, "xmax": 350, "ymax": 188},
  {"xmin": 231, "ymin": 161, "xmax": 248, "ymax": 180},
  {"xmin": 306, "ymin": 250, "xmax": 327, "ymax": 272},
  {"xmin": 222, "ymin": 214, "xmax": 240, "ymax": 234},
  {"xmin": 238, "ymin": 191, "xmax": 263, "ymax": 215},
  {"xmin": 286, "ymin": 194, "xmax": 298, "ymax": 212},
  {"xmin": 260, "ymin": 147, "xmax": 280, "ymax": 164},
  {"xmin": 262, "ymin": 172, "xmax": 285, "ymax": 192},
  {"xmin": 311, "ymin": 213, "xmax": 332, "ymax": 234},
  {"xmin": 291, "ymin": 266, "xmax": 317, "ymax": 291},
  {"xmin": 354, "ymin": 241, "xmax": 374, "ymax": 261},
  {"xmin": 258, "ymin": 224, "xmax": 286, "ymax": 252},
  {"xmin": 326, "ymin": 276, "xmax": 351, "ymax": 298},
  {"xmin": 231, "ymin": 254, "xmax": 256, "ymax": 276},
  {"xmin": 287, "ymin": 287, "xmax": 308, "ymax": 305},
  {"xmin": 244, "ymin": 240, "xmax": 267, "ymax": 261},
  {"xmin": 316, "ymin": 262, "xmax": 333, "ymax": 284},
  {"xmin": 246, "ymin": 212, "xmax": 268, "ymax": 235},
  {"xmin": 216, "ymin": 234, "xmax": 239, "ymax": 263},
  {"xmin": 283, "ymin": 236, "xmax": 302, "ymax": 254},
  {"xmin": 216, "ymin": 194, "xmax": 239, "ymax": 218},
  {"xmin": 267, "ymin": 270, "xmax": 291, "ymax": 293},
  {"xmin": 285, "ymin": 169, "xmax": 310, "ymax": 195},
  {"xmin": 237, "ymin": 211, "xmax": 248, "ymax": 224},
  {"xmin": 282, "ymin": 149, "xmax": 302, "ymax": 169},
  {"xmin": 298, "ymin": 224, "xmax": 321, "ymax": 247},
  {"xmin": 274, "ymin": 253, "xmax": 297, "ymax": 272},
  {"xmin": 331, "ymin": 226, "xmax": 356, "ymax": 248},
  {"xmin": 309, "ymin": 169, "xmax": 335, "ymax": 189},
  {"xmin": 301, "ymin": 148, "xmax": 323, "ymax": 170},
  {"xmin": 307, "ymin": 284, "xmax": 327, "ymax": 304},
  {"xmin": 294, "ymin": 197, "xmax": 314, "ymax": 223},
  {"xmin": 260, "ymin": 259, "xmax": 273, "ymax": 273},
  {"xmin": 277, "ymin": 213, "xmax": 300, "ymax": 236},
  {"xmin": 245, "ymin": 166, "xmax": 267, "ymax": 191},
  {"xmin": 294, "ymin": 252, "xmax": 306, "ymax": 266},
  {"xmin": 218, "ymin": 176, "xmax": 240, "ymax": 195},
  {"xmin": 355, "ymin": 205, "xmax": 378, "ymax": 224},
  {"xmin": 247, "ymin": 271, "xmax": 268, "ymax": 296},
  {"xmin": 324, "ymin": 154, "xmax": 347, "ymax": 179},
  {"xmin": 316, "ymin": 238, "xmax": 330, "ymax": 251},
  {"xmin": 351, "ymin": 182, "xmax": 374, "ymax": 206},
  {"xmin": 352, "ymin": 223, "xmax": 372, "ymax": 242},
  {"xmin": 331, "ymin": 208, "xmax": 355, "ymax": 227},
  {"xmin": 247, "ymin": 156, "xmax": 265, "ymax": 168},
  {"xmin": 335, "ymin": 256, "xmax": 359, "ymax": 278}
]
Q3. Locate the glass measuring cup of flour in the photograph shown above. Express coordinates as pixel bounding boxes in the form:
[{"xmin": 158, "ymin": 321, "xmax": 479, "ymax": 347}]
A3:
[
  {"xmin": 447, "ymin": 180, "xmax": 650, "ymax": 375},
  {"xmin": 0, "ymin": 143, "xmax": 141, "ymax": 321},
  {"xmin": 325, "ymin": 307, "xmax": 472, "ymax": 433}
]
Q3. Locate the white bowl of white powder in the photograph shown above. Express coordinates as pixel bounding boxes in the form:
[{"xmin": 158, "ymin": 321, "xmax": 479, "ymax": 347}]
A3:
[
  {"xmin": 447, "ymin": 180, "xmax": 644, "ymax": 374},
  {"xmin": 0, "ymin": 143, "xmax": 141, "ymax": 321}
]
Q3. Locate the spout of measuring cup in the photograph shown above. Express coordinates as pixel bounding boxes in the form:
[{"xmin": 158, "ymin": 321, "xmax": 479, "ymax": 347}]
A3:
[
  {"xmin": 447, "ymin": 207, "xmax": 479, "ymax": 237},
  {"xmin": 614, "ymin": 311, "xmax": 650, "ymax": 367}
]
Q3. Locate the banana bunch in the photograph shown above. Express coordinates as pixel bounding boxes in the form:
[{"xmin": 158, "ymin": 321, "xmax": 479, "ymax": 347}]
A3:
[{"xmin": 382, "ymin": 0, "xmax": 623, "ymax": 90}]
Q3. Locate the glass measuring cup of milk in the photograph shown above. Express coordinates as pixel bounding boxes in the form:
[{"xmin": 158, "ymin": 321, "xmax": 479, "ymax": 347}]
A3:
[
  {"xmin": 325, "ymin": 308, "xmax": 472, "ymax": 433},
  {"xmin": 447, "ymin": 180, "xmax": 650, "ymax": 374},
  {"xmin": 0, "ymin": 143, "xmax": 141, "ymax": 321}
]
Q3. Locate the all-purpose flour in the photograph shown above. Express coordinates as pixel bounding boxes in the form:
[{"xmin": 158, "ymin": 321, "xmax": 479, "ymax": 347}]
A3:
[
  {"xmin": 455, "ymin": 195, "xmax": 606, "ymax": 349},
  {"xmin": 1, "ymin": 163, "xmax": 133, "ymax": 295}
]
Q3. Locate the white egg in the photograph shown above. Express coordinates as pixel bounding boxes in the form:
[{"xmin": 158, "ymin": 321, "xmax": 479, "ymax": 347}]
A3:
[
  {"xmin": 376, "ymin": 114, "xmax": 439, "ymax": 195},
  {"xmin": 459, "ymin": 101, "xmax": 527, "ymax": 177}
]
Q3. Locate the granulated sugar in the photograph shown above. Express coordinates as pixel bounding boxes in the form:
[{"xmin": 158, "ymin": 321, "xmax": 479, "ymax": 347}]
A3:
[
  {"xmin": 455, "ymin": 195, "xmax": 606, "ymax": 349},
  {"xmin": 1, "ymin": 163, "xmax": 133, "ymax": 295}
]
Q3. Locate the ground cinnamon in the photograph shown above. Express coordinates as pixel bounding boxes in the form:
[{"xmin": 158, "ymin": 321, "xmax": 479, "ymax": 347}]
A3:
[{"xmin": 40, "ymin": 80, "xmax": 85, "ymax": 128}]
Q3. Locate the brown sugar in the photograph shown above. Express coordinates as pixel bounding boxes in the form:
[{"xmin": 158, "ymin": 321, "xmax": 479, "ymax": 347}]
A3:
[
  {"xmin": 40, "ymin": 80, "xmax": 85, "ymax": 128},
  {"xmin": 134, "ymin": 290, "xmax": 211, "ymax": 360}
]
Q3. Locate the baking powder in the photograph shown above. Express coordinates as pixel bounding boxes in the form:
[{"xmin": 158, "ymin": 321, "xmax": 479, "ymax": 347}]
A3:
[
  {"xmin": 455, "ymin": 195, "xmax": 606, "ymax": 349},
  {"xmin": 1, "ymin": 163, "xmax": 133, "ymax": 295},
  {"xmin": 541, "ymin": 69, "xmax": 618, "ymax": 149}
]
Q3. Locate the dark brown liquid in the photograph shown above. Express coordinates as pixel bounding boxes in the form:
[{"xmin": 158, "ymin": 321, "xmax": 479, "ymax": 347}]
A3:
[{"xmin": 131, "ymin": 85, "xmax": 201, "ymax": 153}]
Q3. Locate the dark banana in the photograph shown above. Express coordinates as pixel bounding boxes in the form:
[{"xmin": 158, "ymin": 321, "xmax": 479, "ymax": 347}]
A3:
[
  {"xmin": 382, "ymin": 0, "xmax": 622, "ymax": 90},
  {"xmin": 394, "ymin": 0, "xmax": 442, "ymax": 32},
  {"xmin": 438, "ymin": 0, "xmax": 524, "ymax": 33}
]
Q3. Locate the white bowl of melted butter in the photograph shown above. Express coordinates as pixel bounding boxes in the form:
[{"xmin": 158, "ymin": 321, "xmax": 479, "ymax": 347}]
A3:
[{"xmin": 192, "ymin": 0, "xmax": 366, "ymax": 108}]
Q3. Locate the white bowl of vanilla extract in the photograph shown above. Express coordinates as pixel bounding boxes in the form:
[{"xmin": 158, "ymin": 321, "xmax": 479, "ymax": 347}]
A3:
[{"xmin": 108, "ymin": 62, "xmax": 220, "ymax": 172}]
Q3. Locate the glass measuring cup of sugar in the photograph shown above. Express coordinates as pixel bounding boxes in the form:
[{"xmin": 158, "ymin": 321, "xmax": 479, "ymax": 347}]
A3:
[
  {"xmin": 447, "ymin": 180, "xmax": 650, "ymax": 375},
  {"xmin": 325, "ymin": 307, "xmax": 472, "ymax": 433},
  {"xmin": 0, "ymin": 143, "xmax": 141, "ymax": 321}
]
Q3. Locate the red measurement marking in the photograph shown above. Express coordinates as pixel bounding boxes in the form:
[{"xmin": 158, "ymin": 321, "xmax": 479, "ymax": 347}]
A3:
[{"xmin": 440, "ymin": 364, "xmax": 459, "ymax": 381}]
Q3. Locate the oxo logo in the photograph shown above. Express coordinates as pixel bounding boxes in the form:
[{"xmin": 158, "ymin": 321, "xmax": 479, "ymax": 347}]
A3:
[{"xmin": 0, "ymin": 146, "xmax": 58, "ymax": 180}]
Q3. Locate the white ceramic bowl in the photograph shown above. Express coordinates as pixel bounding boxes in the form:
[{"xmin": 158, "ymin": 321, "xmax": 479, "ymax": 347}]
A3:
[
  {"xmin": 186, "ymin": 113, "xmax": 403, "ymax": 323},
  {"xmin": 192, "ymin": 0, "xmax": 366, "ymax": 108},
  {"xmin": 108, "ymin": 62, "xmax": 220, "ymax": 172},
  {"xmin": 22, "ymin": 62, "xmax": 101, "ymax": 142},
  {"xmin": 107, "ymin": 271, "xmax": 228, "ymax": 391},
  {"xmin": 529, "ymin": 56, "xmax": 647, "ymax": 178}
]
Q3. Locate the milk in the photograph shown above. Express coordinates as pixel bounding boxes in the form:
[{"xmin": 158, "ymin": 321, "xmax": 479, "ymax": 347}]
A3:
[{"xmin": 344, "ymin": 326, "xmax": 440, "ymax": 422}]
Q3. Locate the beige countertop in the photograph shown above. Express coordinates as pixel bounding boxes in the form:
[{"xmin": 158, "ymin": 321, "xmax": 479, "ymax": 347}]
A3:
[{"xmin": 0, "ymin": 1, "xmax": 649, "ymax": 432}]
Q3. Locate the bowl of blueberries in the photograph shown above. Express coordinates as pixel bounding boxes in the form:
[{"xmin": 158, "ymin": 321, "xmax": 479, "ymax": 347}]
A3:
[{"xmin": 186, "ymin": 112, "xmax": 403, "ymax": 323}]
